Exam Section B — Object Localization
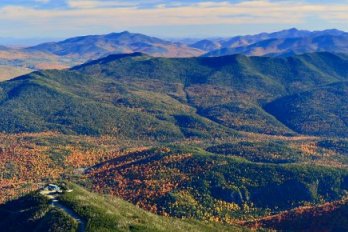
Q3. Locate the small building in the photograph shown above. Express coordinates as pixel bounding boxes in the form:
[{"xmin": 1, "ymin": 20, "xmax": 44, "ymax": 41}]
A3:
[{"xmin": 43, "ymin": 184, "xmax": 63, "ymax": 193}]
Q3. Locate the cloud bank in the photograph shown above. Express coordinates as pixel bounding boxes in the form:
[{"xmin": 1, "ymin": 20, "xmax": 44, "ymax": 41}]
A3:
[{"xmin": 0, "ymin": 0, "xmax": 348, "ymax": 37}]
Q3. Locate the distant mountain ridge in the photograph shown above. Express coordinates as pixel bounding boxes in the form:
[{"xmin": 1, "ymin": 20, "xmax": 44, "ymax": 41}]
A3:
[
  {"xmin": 200, "ymin": 28, "xmax": 348, "ymax": 56},
  {"xmin": 194, "ymin": 28, "xmax": 347, "ymax": 50},
  {"xmin": 2, "ymin": 28, "xmax": 348, "ymax": 81},
  {"xmin": 0, "ymin": 31, "xmax": 204, "ymax": 80},
  {"xmin": 27, "ymin": 31, "xmax": 204, "ymax": 60}
]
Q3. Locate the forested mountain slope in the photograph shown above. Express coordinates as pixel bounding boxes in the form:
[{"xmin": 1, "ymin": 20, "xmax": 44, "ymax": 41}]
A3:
[{"xmin": 0, "ymin": 52, "xmax": 347, "ymax": 138}]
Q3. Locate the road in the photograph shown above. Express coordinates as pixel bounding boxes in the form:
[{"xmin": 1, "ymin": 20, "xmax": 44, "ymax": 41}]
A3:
[{"xmin": 51, "ymin": 200, "xmax": 86, "ymax": 232}]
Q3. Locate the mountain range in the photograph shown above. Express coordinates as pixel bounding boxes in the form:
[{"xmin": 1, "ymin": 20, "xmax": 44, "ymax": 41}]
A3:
[
  {"xmin": 192, "ymin": 28, "xmax": 347, "ymax": 51},
  {"xmin": 0, "ymin": 31, "xmax": 204, "ymax": 80},
  {"xmin": 203, "ymin": 34, "xmax": 348, "ymax": 57},
  {"xmin": 197, "ymin": 28, "xmax": 348, "ymax": 56},
  {"xmin": 2, "ymin": 28, "xmax": 348, "ymax": 82},
  {"xmin": 23, "ymin": 28, "xmax": 348, "ymax": 60}
]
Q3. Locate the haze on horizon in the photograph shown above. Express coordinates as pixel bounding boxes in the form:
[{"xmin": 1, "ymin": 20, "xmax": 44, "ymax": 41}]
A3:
[{"xmin": 1, "ymin": 0, "xmax": 348, "ymax": 42}]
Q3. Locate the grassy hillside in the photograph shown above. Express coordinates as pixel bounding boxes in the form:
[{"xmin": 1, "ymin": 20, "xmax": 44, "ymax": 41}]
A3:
[
  {"xmin": 0, "ymin": 192, "xmax": 78, "ymax": 232},
  {"xmin": 60, "ymin": 183, "xmax": 248, "ymax": 232},
  {"xmin": 0, "ymin": 183, "xmax": 248, "ymax": 232},
  {"xmin": 0, "ymin": 52, "xmax": 348, "ymax": 138}
]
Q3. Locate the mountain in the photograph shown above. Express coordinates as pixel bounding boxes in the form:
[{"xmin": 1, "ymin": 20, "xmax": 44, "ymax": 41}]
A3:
[
  {"xmin": 28, "ymin": 31, "xmax": 204, "ymax": 61},
  {"xmin": 190, "ymin": 39, "xmax": 222, "ymax": 51},
  {"xmin": 73, "ymin": 51, "xmax": 348, "ymax": 122},
  {"xmin": 219, "ymin": 28, "xmax": 317, "ymax": 48},
  {"xmin": 253, "ymin": 28, "xmax": 346, "ymax": 40},
  {"xmin": 195, "ymin": 28, "xmax": 348, "ymax": 57},
  {"xmin": 196, "ymin": 28, "xmax": 348, "ymax": 52},
  {"xmin": 0, "ymin": 52, "xmax": 348, "ymax": 138},
  {"xmin": 192, "ymin": 28, "xmax": 312, "ymax": 52},
  {"xmin": 205, "ymin": 34, "xmax": 348, "ymax": 57},
  {"xmin": 0, "ymin": 53, "xmax": 236, "ymax": 140},
  {"xmin": 0, "ymin": 31, "xmax": 204, "ymax": 81}
]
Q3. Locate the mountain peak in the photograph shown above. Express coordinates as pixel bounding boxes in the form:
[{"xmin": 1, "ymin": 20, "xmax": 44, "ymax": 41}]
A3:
[
  {"xmin": 114, "ymin": 31, "xmax": 133, "ymax": 37},
  {"xmin": 288, "ymin": 27, "xmax": 299, "ymax": 32},
  {"xmin": 28, "ymin": 30, "xmax": 203, "ymax": 60},
  {"xmin": 120, "ymin": 30, "xmax": 131, "ymax": 34},
  {"xmin": 73, "ymin": 52, "xmax": 148, "ymax": 70},
  {"xmin": 106, "ymin": 30, "xmax": 134, "ymax": 38},
  {"xmin": 103, "ymin": 52, "xmax": 146, "ymax": 59}
]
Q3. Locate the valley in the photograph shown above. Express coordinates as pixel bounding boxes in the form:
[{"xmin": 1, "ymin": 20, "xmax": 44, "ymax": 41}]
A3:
[{"xmin": 1, "ymin": 28, "xmax": 348, "ymax": 231}]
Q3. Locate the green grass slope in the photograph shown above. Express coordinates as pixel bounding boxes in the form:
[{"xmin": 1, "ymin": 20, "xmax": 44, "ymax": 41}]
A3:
[
  {"xmin": 0, "ymin": 184, "xmax": 248, "ymax": 232},
  {"xmin": 0, "ymin": 193, "xmax": 78, "ymax": 232},
  {"xmin": 59, "ymin": 183, "xmax": 248, "ymax": 232}
]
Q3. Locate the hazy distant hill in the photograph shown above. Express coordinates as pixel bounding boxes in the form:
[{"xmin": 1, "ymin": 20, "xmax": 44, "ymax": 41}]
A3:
[
  {"xmin": 205, "ymin": 34, "xmax": 348, "ymax": 57},
  {"xmin": 0, "ymin": 65, "xmax": 33, "ymax": 81},
  {"xmin": 190, "ymin": 39, "xmax": 222, "ymax": 51},
  {"xmin": 28, "ymin": 31, "xmax": 204, "ymax": 61},
  {"xmin": 0, "ymin": 31, "xmax": 204, "ymax": 80},
  {"xmin": 0, "ymin": 46, "xmax": 71, "ymax": 70},
  {"xmin": 195, "ymin": 28, "xmax": 347, "ymax": 51},
  {"xmin": 202, "ymin": 28, "xmax": 348, "ymax": 57}
]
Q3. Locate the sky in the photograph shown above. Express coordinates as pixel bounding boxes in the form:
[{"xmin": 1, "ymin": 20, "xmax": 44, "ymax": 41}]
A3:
[{"xmin": 1, "ymin": 0, "xmax": 348, "ymax": 40}]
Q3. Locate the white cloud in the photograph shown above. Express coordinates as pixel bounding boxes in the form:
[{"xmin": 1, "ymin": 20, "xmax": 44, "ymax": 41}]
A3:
[
  {"xmin": 35, "ymin": 0, "xmax": 50, "ymax": 3},
  {"xmin": 0, "ymin": 0, "xmax": 348, "ymax": 36},
  {"xmin": 67, "ymin": 0, "xmax": 136, "ymax": 9}
]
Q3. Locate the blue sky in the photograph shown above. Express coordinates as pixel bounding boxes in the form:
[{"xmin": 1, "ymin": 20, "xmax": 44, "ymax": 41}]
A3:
[{"xmin": 0, "ymin": 0, "xmax": 348, "ymax": 39}]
